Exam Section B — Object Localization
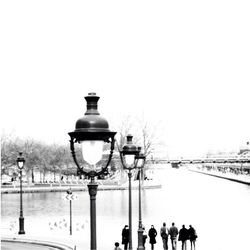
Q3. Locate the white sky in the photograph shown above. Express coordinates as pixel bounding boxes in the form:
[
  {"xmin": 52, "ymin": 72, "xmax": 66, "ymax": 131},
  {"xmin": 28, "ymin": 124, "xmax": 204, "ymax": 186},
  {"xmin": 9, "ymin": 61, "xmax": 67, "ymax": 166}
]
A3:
[{"xmin": 1, "ymin": 0, "xmax": 250, "ymax": 159}]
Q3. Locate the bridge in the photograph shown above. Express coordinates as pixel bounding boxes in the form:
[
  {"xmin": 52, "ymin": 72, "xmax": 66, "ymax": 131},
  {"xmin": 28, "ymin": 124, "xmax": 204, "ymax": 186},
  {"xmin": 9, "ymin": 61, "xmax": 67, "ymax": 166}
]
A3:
[
  {"xmin": 149, "ymin": 144, "xmax": 250, "ymax": 165},
  {"xmin": 147, "ymin": 150, "xmax": 250, "ymax": 172},
  {"xmin": 148, "ymin": 156, "xmax": 250, "ymax": 165}
]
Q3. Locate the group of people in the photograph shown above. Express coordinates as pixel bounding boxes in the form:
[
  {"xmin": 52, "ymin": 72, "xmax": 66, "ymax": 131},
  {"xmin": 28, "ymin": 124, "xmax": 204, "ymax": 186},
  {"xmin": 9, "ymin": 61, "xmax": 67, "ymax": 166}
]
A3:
[
  {"xmin": 115, "ymin": 223, "xmax": 197, "ymax": 250},
  {"xmin": 160, "ymin": 222, "xmax": 197, "ymax": 250}
]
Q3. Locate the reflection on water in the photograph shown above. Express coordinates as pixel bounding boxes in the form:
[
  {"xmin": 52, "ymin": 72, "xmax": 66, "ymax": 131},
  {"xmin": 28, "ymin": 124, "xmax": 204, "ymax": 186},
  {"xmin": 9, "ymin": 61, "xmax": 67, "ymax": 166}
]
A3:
[{"xmin": 2, "ymin": 167, "xmax": 250, "ymax": 250}]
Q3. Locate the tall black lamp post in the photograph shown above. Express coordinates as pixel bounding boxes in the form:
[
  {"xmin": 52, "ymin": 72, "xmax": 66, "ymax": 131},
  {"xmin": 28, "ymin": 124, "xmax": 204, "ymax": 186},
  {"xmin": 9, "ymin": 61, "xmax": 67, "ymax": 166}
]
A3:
[
  {"xmin": 17, "ymin": 152, "xmax": 25, "ymax": 235},
  {"xmin": 135, "ymin": 147, "xmax": 146, "ymax": 250},
  {"xmin": 68, "ymin": 92, "xmax": 116, "ymax": 250},
  {"xmin": 120, "ymin": 135, "xmax": 140, "ymax": 250}
]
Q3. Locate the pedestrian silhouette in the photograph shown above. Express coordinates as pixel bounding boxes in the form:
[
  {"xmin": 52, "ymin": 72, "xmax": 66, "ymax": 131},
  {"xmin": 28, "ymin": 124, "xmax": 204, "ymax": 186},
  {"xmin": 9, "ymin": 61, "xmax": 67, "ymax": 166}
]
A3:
[
  {"xmin": 169, "ymin": 222, "xmax": 178, "ymax": 250},
  {"xmin": 188, "ymin": 225, "xmax": 197, "ymax": 250},
  {"xmin": 148, "ymin": 225, "xmax": 157, "ymax": 250},
  {"xmin": 160, "ymin": 222, "xmax": 169, "ymax": 250},
  {"xmin": 122, "ymin": 225, "xmax": 129, "ymax": 250},
  {"xmin": 178, "ymin": 225, "xmax": 189, "ymax": 250},
  {"xmin": 143, "ymin": 227, "xmax": 148, "ymax": 247},
  {"xmin": 114, "ymin": 242, "xmax": 122, "ymax": 250}
]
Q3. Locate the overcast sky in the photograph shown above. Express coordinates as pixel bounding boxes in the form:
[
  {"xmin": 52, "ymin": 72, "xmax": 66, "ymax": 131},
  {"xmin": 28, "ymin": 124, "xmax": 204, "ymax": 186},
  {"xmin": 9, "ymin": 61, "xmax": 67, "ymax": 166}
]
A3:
[{"xmin": 1, "ymin": 1, "xmax": 250, "ymax": 159}]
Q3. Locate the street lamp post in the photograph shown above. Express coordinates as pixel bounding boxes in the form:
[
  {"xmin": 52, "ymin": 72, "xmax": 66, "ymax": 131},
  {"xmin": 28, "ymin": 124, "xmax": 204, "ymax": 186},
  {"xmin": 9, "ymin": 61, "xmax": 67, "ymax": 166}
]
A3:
[
  {"xmin": 66, "ymin": 188, "xmax": 73, "ymax": 235},
  {"xmin": 120, "ymin": 135, "xmax": 140, "ymax": 250},
  {"xmin": 17, "ymin": 152, "xmax": 25, "ymax": 235},
  {"xmin": 68, "ymin": 92, "xmax": 116, "ymax": 250},
  {"xmin": 135, "ymin": 147, "xmax": 146, "ymax": 250}
]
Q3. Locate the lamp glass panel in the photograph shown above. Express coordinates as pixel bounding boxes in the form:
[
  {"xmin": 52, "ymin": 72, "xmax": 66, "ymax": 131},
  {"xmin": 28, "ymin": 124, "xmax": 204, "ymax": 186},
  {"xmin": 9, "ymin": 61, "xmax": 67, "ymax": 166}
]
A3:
[
  {"xmin": 137, "ymin": 158, "xmax": 144, "ymax": 168},
  {"xmin": 18, "ymin": 162, "xmax": 24, "ymax": 169},
  {"xmin": 81, "ymin": 140, "xmax": 104, "ymax": 166},
  {"xmin": 124, "ymin": 155, "xmax": 135, "ymax": 167}
]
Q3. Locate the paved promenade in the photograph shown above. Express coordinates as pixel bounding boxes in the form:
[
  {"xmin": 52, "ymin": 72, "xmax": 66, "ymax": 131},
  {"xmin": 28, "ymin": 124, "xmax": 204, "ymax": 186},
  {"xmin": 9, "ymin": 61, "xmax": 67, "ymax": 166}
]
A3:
[
  {"xmin": 1, "ymin": 236, "xmax": 75, "ymax": 250},
  {"xmin": 189, "ymin": 168, "xmax": 250, "ymax": 185},
  {"xmin": 1, "ymin": 227, "xmax": 87, "ymax": 250}
]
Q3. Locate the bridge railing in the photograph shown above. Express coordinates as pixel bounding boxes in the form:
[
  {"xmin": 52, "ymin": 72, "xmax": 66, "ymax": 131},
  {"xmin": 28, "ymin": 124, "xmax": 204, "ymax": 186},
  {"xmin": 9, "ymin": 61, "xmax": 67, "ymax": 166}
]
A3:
[{"xmin": 148, "ymin": 158, "xmax": 250, "ymax": 165}]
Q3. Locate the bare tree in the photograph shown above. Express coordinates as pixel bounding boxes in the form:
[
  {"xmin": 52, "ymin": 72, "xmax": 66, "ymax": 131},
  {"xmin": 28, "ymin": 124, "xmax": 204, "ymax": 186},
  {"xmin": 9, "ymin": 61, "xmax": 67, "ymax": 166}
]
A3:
[
  {"xmin": 1, "ymin": 134, "xmax": 69, "ymax": 183},
  {"xmin": 114, "ymin": 114, "xmax": 162, "ymax": 159},
  {"xmin": 47, "ymin": 144, "xmax": 66, "ymax": 182},
  {"xmin": 111, "ymin": 114, "xmax": 164, "ymax": 183},
  {"xmin": 114, "ymin": 115, "xmax": 136, "ymax": 151},
  {"xmin": 1, "ymin": 133, "xmax": 23, "ymax": 181},
  {"xmin": 1, "ymin": 133, "xmax": 21, "ymax": 168}
]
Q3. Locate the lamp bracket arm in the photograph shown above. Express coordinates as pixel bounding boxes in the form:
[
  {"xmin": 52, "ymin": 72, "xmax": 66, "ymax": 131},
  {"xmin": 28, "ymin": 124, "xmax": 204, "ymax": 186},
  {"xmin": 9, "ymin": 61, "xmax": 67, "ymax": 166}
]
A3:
[
  {"xmin": 119, "ymin": 149, "xmax": 126, "ymax": 169},
  {"xmin": 115, "ymin": 139, "xmax": 122, "ymax": 153},
  {"xmin": 96, "ymin": 137, "xmax": 115, "ymax": 177},
  {"xmin": 69, "ymin": 138, "xmax": 83, "ymax": 173}
]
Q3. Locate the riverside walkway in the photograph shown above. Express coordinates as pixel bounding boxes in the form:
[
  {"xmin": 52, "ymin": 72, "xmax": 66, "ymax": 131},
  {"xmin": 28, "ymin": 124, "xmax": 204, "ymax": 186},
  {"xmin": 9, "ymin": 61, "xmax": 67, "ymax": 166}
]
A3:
[
  {"xmin": 1, "ymin": 180, "xmax": 161, "ymax": 194},
  {"xmin": 1, "ymin": 237, "xmax": 75, "ymax": 250},
  {"xmin": 188, "ymin": 167, "xmax": 250, "ymax": 185}
]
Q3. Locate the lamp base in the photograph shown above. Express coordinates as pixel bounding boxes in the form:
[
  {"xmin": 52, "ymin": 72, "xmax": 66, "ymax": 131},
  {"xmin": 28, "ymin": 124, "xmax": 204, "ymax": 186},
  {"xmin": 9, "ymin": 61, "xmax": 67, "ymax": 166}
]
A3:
[
  {"xmin": 137, "ymin": 228, "xmax": 144, "ymax": 250},
  {"xmin": 18, "ymin": 217, "xmax": 25, "ymax": 234}
]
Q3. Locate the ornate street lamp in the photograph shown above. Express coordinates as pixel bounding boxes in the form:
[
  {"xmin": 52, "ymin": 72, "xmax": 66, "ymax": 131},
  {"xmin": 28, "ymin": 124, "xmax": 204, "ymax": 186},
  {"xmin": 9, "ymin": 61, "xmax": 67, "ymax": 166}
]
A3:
[
  {"xmin": 135, "ymin": 147, "xmax": 146, "ymax": 250},
  {"xmin": 120, "ymin": 135, "xmax": 140, "ymax": 250},
  {"xmin": 68, "ymin": 92, "xmax": 116, "ymax": 250},
  {"xmin": 17, "ymin": 152, "xmax": 25, "ymax": 235}
]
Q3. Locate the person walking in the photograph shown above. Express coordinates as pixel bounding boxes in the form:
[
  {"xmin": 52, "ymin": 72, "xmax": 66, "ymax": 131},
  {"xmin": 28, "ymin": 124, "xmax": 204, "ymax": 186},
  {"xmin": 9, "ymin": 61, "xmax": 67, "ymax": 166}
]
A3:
[
  {"xmin": 148, "ymin": 225, "xmax": 157, "ymax": 250},
  {"xmin": 178, "ymin": 225, "xmax": 189, "ymax": 250},
  {"xmin": 169, "ymin": 222, "xmax": 178, "ymax": 250},
  {"xmin": 122, "ymin": 225, "xmax": 129, "ymax": 250},
  {"xmin": 160, "ymin": 222, "xmax": 169, "ymax": 250},
  {"xmin": 143, "ymin": 227, "xmax": 148, "ymax": 248},
  {"xmin": 188, "ymin": 225, "xmax": 197, "ymax": 250},
  {"xmin": 114, "ymin": 242, "xmax": 122, "ymax": 250}
]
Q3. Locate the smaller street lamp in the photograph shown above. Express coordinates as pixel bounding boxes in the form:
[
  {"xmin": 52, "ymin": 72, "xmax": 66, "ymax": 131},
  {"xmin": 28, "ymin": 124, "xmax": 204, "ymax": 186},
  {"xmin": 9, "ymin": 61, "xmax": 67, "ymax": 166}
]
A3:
[
  {"xmin": 120, "ymin": 135, "xmax": 140, "ymax": 250},
  {"xmin": 135, "ymin": 147, "xmax": 146, "ymax": 250},
  {"xmin": 17, "ymin": 152, "xmax": 25, "ymax": 235}
]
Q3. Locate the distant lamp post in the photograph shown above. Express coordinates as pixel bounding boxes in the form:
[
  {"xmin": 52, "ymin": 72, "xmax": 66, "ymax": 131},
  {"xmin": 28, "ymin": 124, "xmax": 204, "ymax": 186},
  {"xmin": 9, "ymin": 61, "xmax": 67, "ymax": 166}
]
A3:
[
  {"xmin": 120, "ymin": 135, "xmax": 140, "ymax": 250},
  {"xmin": 67, "ymin": 188, "xmax": 73, "ymax": 235},
  {"xmin": 68, "ymin": 92, "xmax": 116, "ymax": 250},
  {"xmin": 17, "ymin": 152, "xmax": 25, "ymax": 235},
  {"xmin": 135, "ymin": 147, "xmax": 146, "ymax": 250}
]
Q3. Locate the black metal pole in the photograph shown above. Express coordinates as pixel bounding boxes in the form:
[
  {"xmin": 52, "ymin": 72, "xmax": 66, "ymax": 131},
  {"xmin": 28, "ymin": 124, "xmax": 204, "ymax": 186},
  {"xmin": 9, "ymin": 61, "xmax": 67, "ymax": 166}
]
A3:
[
  {"xmin": 88, "ymin": 177, "xmax": 98, "ymax": 250},
  {"xmin": 18, "ymin": 170, "xmax": 25, "ymax": 234},
  {"xmin": 128, "ymin": 170, "xmax": 133, "ymax": 250},
  {"xmin": 137, "ymin": 169, "xmax": 144, "ymax": 250},
  {"xmin": 70, "ymin": 199, "xmax": 72, "ymax": 235}
]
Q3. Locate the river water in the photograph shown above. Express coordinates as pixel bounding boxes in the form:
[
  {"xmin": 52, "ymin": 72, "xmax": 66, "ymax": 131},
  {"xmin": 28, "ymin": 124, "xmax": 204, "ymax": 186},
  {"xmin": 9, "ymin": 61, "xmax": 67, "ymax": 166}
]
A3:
[{"xmin": 1, "ymin": 167, "xmax": 250, "ymax": 250}]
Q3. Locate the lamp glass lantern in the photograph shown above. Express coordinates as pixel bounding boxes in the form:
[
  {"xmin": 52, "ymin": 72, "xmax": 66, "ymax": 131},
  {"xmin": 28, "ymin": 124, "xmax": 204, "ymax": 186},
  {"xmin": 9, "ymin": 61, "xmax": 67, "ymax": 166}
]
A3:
[
  {"xmin": 17, "ymin": 152, "xmax": 25, "ymax": 170},
  {"xmin": 121, "ymin": 134, "xmax": 139, "ymax": 169},
  {"xmin": 68, "ymin": 92, "xmax": 116, "ymax": 177},
  {"xmin": 136, "ymin": 147, "xmax": 146, "ymax": 169},
  {"xmin": 81, "ymin": 140, "xmax": 104, "ymax": 166}
]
